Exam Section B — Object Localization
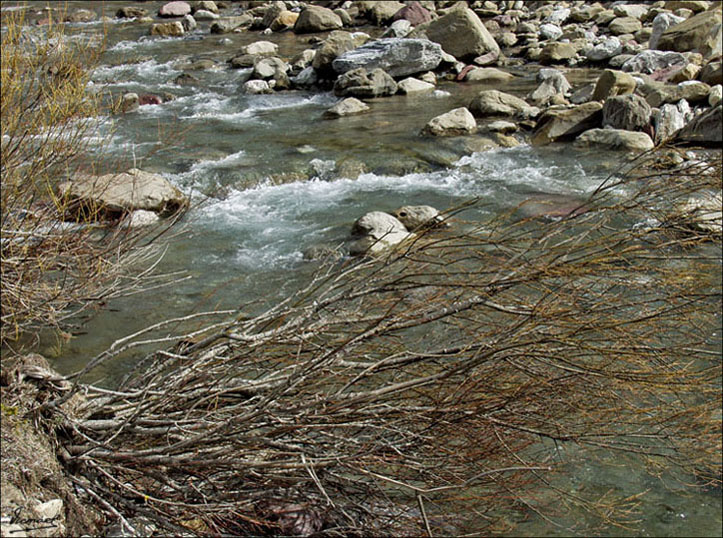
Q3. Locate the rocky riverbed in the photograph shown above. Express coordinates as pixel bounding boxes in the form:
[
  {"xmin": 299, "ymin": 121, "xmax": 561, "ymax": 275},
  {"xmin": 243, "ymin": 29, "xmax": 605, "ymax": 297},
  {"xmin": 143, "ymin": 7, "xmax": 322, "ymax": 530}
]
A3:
[{"xmin": 1, "ymin": 1, "xmax": 722, "ymax": 537}]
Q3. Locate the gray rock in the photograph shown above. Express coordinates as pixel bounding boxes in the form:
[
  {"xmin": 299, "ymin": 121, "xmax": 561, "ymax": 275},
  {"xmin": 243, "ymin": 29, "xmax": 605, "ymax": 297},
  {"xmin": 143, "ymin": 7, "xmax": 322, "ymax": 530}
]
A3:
[
  {"xmin": 332, "ymin": 38, "xmax": 443, "ymax": 78},
  {"xmin": 333, "ymin": 68, "xmax": 398, "ymax": 98},
  {"xmin": 210, "ymin": 14, "xmax": 252, "ymax": 33},
  {"xmin": 293, "ymin": 5, "xmax": 343, "ymax": 33},
  {"xmin": 382, "ymin": 19, "xmax": 413, "ymax": 38},
  {"xmin": 192, "ymin": 9, "xmax": 217, "ymax": 20},
  {"xmin": 649, "ymin": 12, "xmax": 687, "ymax": 49},
  {"xmin": 291, "ymin": 66, "xmax": 318, "ymax": 87},
  {"xmin": 261, "ymin": 0, "xmax": 286, "ymax": 28},
  {"xmin": 585, "ymin": 36, "xmax": 623, "ymax": 61},
  {"xmin": 392, "ymin": 205, "xmax": 443, "ymax": 231},
  {"xmin": 122, "ymin": 209, "xmax": 161, "ymax": 227},
  {"xmin": 59, "ymin": 169, "xmax": 187, "ymax": 219},
  {"xmin": 422, "ymin": 107, "xmax": 478, "ymax": 136},
  {"xmin": 531, "ymin": 102, "xmax": 604, "ymax": 145},
  {"xmin": 397, "ymin": 77, "xmax": 435, "ymax": 94},
  {"xmin": 602, "ymin": 94, "xmax": 652, "ymax": 131},
  {"xmin": 181, "ymin": 13, "xmax": 197, "ymax": 30},
  {"xmin": 253, "ymin": 57, "xmax": 288, "ymax": 79},
  {"xmin": 570, "ymin": 82, "xmax": 596, "ymax": 104},
  {"xmin": 527, "ymin": 68, "xmax": 571, "ymax": 106},
  {"xmin": 574, "ymin": 128, "xmax": 654, "ymax": 151},
  {"xmin": 323, "ymin": 97, "xmax": 370, "ymax": 118},
  {"xmin": 348, "ymin": 212, "xmax": 412, "ymax": 255},
  {"xmin": 410, "ymin": 6, "xmax": 500, "ymax": 61},
  {"xmin": 653, "ymin": 99, "xmax": 692, "ymax": 142},
  {"xmin": 544, "ymin": 8, "xmax": 570, "ymax": 25},
  {"xmin": 621, "ymin": 50, "xmax": 688, "ymax": 74},
  {"xmin": 469, "ymin": 89, "xmax": 534, "ymax": 117},
  {"xmin": 539, "ymin": 23, "xmax": 562, "ymax": 41},
  {"xmin": 676, "ymin": 103, "xmax": 722, "ymax": 144}
]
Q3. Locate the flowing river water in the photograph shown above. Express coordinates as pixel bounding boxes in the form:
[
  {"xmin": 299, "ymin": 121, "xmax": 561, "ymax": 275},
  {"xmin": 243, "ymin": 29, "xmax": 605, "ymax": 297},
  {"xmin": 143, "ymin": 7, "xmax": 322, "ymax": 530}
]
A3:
[{"xmin": 3, "ymin": 2, "xmax": 721, "ymax": 536}]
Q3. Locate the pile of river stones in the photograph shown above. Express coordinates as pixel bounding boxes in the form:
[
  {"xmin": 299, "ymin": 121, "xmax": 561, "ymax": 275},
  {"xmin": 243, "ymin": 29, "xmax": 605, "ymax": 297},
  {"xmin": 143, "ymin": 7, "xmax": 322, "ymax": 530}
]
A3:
[{"xmin": 50, "ymin": 1, "xmax": 722, "ymax": 253}]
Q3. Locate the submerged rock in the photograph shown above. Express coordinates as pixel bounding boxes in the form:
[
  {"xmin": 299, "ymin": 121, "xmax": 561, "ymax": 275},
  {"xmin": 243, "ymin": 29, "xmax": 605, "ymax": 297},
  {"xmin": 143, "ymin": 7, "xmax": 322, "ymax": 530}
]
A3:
[
  {"xmin": 323, "ymin": 97, "xmax": 370, "ymax": 118},
  {"xmin": 574, "ymin": 128, "xmax": 654, "ymax": 152}
]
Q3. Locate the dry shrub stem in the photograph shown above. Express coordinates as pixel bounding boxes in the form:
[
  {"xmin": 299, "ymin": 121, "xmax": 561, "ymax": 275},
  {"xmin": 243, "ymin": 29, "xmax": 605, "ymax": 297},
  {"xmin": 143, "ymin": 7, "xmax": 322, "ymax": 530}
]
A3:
[
  {"xmin": 1, "ymin": 8, "xmax": 180, "ymax": 349},
  {"xmin": 47, "ymin": 150, "xmax": 721, "ymax": 535}
]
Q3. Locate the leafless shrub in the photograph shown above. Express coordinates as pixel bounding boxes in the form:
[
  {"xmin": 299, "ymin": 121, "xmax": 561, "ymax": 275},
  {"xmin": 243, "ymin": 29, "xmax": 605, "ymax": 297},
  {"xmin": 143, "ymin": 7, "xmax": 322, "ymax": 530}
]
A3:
[{"xmin": 43, "ymin": 148, "xmax": 722, "ymax": 535}]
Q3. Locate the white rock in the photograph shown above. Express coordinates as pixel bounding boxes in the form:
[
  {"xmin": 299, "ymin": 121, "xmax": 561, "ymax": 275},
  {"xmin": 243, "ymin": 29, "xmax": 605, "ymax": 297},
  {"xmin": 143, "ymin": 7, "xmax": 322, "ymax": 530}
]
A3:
[
  {"xmin": 539, "ymin": 23, "xmax": 562, "ymax": 40},
  {"xmin": 323, "ymin": 97, "xmax": 370, "ymax": 118},
  {"xmin": 240, "ymin": 40, "xmax": 278, "ymax": 56},
  {"xmin": 243, "ymin": 79, "xmax": 272, "ymax": 94},
  {"xmin": 397, "ymin": 77, "xmax": 435, "ymax": 94},
  {"xmin": 348, "ymin": 212, "xmax": 412, "ymax": 255},
  {"xmin": 585, "ymin": 36, "xmax": 622, "ymax": 61},
  {"xmin": 422, "ymin": 107, "xmax": 478, "ymax": 136}
]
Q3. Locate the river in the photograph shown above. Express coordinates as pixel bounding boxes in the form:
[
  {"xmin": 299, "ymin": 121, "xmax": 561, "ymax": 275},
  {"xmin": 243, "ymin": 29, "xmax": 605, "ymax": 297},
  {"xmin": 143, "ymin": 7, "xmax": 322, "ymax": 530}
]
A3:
[{"xmin": 2, "ymin": 2, "xmax": 721, "ymax": 536}]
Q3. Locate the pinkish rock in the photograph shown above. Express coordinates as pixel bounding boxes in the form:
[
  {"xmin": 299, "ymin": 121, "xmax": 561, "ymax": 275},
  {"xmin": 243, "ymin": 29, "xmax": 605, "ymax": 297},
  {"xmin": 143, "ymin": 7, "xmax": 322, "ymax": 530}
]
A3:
[
  {"xmin": 139, "ymin": 94, "xmax": 163, "ymax": 106},
  {"xmin": 159, "ymin": 1, "xmax": 191, "ymax": 18},
  {"xmin": 392, "ymin": 1, "xmax": 432, "ymax": 27}
]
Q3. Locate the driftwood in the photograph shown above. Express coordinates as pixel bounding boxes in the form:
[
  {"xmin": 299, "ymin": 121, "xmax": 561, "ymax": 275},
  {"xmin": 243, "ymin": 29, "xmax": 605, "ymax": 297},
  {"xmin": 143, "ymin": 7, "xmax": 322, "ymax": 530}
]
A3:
[{"xmin": 42, "ymin": 148, "xmax": 722, "ymax": 536}]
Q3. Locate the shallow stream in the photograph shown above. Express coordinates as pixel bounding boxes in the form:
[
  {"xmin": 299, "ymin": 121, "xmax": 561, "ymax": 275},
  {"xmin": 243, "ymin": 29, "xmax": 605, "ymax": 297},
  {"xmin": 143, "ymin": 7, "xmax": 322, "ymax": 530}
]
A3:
[{"xmin": 3, "ymin": 2, "xmax": 721, "ymax": 536}]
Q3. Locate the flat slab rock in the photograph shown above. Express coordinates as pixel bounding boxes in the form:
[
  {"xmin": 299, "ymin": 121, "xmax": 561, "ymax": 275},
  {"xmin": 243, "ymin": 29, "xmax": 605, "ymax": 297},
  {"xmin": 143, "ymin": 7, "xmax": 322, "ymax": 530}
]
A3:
[{"xmin": 59, "ymin": 168, "xmax": 188, "ymax": 220}]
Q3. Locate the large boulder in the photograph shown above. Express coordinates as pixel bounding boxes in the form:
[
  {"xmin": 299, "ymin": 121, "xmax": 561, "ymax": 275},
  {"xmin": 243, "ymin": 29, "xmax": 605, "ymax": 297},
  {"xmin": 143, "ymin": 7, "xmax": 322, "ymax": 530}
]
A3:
[
  {"xmin": 574, "ymin": 128, "xmax": 654, "ymax": 152},
  {"xmin": 158, "ymin": 1, "xmax": 191, "ymax": 17},
  {"xmin": 293, "ymin": 6, "xmax": 343, "ymax": 34},
  {"xmin": 602, "ymin": 94, "xmax": 652, "ymax": 131},
  {"xmin": 676, "ymin": 103, "xmax": 723, "ymax": 144},
  {"xmin": 531, "ymin": 102, "xmax": 604, "ymax": 145},
  {"xmin": 422, "ymin": 107, "xmax": 478, "ymax": 136},
  {"xmin": 348, "ymin": 212, "xmax": 412, "ymax": 256},
  {"xmin": 469, "ymin": 89, "xmax": 534, "ymax": 117},
  {"xmin": 323, "ymin": 97, "xmax": 370, "ymax": 118},
  {"xmin": 332, "ymin": 38, "xmax": 443, "ymax": 78},
  {"xmin": 312, "ymin": 31, "xmax": 369, "ymax": 75},
  {"xmin": 591, "ymin": 69, "xmax": 636, "ymax": 101},
  {"xmin": 655, "ymin": 8, "xmax": 723, "ymax": 58},
  {"xmin": 59, "ymin": 169, "xmax": 187, "ymax": 220},
  {"xmin": 410, "ymin": 6, "xmax": 499, "ymax": 61},
  {"xmin": 333, "ymin": 68, "xmax": 398, "ymax": 98}
]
